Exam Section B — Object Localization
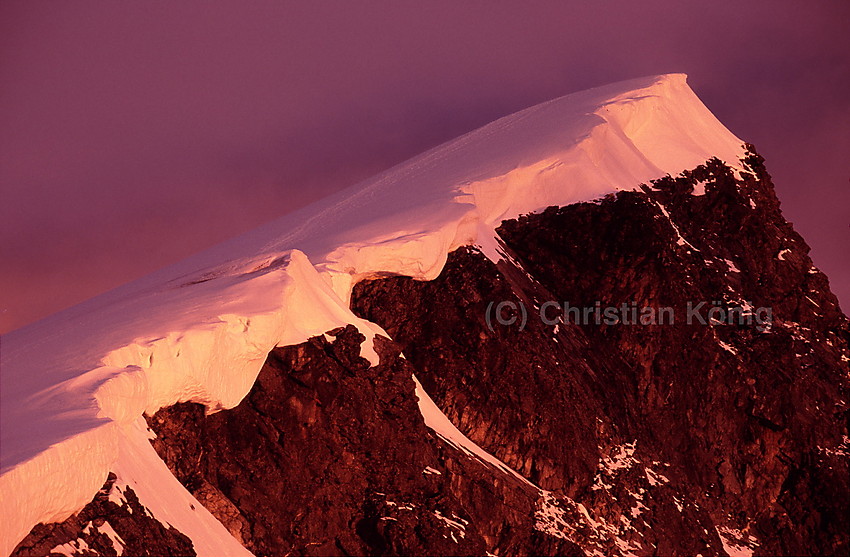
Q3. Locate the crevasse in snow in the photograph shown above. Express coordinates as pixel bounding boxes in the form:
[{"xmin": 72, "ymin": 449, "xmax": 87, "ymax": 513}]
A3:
[{"xmin": 0, "ymin": 73, "xmax": 744, "ymax": 556}]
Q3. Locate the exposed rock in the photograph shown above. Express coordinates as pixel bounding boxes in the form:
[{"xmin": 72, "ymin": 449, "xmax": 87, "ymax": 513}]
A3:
[
  {"xmin": 352, "ymin": 147, "xmax": 850, "ymax": 556},
  {"xmin": 146, "ymin": 325, "xmax": 582, "ymax": 556},
  {"xmin": 12, "ymin": 473, "xmax": 195, "ymax": 557}
]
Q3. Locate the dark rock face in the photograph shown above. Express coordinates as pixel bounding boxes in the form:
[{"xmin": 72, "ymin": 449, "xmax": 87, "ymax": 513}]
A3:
[
  {"xmin": 496, "ymin": 149, "xmax": 849, "ymax": 556},
  {"xmin": 146, "ymin": 326, "xmax": 488, "ymax": 556},
  {"xmin": 145, "ymin": 325, "xmax": 581, "ymax": 556},
  {"xmin": 352, "ymin": 147, "xmax": 850, "ymax": 556},
  {"xmin": 12, "ymin": 473, "xmax": 195, "ymax": 557}
]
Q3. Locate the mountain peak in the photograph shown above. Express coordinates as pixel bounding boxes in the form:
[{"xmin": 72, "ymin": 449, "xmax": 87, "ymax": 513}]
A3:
[{"xmin": 2, "ymin": 75, "xmax": 747, "ymax": 555}]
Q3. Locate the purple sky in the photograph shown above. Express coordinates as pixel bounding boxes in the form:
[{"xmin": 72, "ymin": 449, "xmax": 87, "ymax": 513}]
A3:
[{"xmin": 1, "ymin": 1, "xmax": 848, "ymax": 334}]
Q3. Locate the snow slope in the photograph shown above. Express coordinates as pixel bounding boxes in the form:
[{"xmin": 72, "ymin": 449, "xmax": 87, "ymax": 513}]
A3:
[
  {"xmin": 413, "ymin": 374, "xmax": 536, "ymax": 488},
  {"xmin": 0, "ymin": 73, "xmax": 744, "ymax": 555}
]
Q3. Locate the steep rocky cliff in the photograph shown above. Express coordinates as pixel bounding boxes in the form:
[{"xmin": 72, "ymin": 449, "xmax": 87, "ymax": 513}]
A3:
[
  {"xmin": 353, "ymin": 147, "xmax": 850, "ymax": 556},
  {"xmin": 13, "ymin": 149, "xmax": 849, "ymax": 556}
]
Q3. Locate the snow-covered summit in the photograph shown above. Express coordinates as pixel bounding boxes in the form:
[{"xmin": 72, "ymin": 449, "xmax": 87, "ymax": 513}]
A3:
[{"xmin": 0, "ymin": 73, "xmax": 744, "ymax": 555}]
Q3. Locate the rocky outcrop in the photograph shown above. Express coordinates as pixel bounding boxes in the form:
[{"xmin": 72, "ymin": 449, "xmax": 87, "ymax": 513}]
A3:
[{"xmin": 11, "ymin": 473, "xmax": 195, "ymax": 557}]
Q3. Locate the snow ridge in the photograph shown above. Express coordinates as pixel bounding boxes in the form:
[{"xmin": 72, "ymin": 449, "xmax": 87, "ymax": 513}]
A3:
[{"xmin": 0, "ymin": 73, "xmax": 744, "ymax": 555}]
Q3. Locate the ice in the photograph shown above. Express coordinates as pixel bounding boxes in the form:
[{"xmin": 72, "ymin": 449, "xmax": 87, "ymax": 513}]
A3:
[
  {"xmin": 723, "ymin": 258, "xmax": 741, "ymax": 273},
  {"xmin": 715, "ymin": 525, "xmax": 758, "ymax": 557},
  {"xmin": 718, "ymin": 341, "xmax": 738, "ymax": 355},
  {"xmin": 652, "ymin": 200, "xmax": 698, "ymax": 251},
  {"xmin": 110, "ymin": 418, "xmax": 254, "ymax": 556},
  {"xmin": 95, "ymin": 521, "xmax": 125, "ymax": 556},
  {"xmin": 49, "ymin": 539, "xmax": 90, "ymax": 557},
  {"xmin": 413, "ymin": 375, "xmax": 535, "ymax": 487}
]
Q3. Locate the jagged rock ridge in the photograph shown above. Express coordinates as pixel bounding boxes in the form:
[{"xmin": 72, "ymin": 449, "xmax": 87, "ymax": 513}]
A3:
[{"xmin": 12, "ymin": 474, "xmax": 194, "ymax": 557}]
